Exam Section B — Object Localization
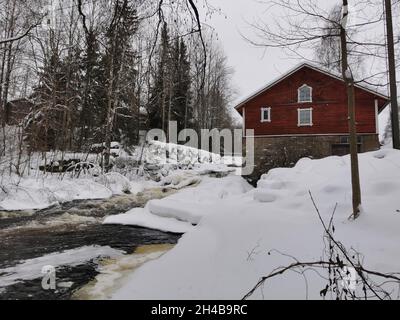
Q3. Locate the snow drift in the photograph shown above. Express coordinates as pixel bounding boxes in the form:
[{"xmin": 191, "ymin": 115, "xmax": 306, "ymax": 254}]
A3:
[
  {"xmin": 109, "ymin": 149, "xmax": 400, "ymax": 300},
  {"xmin": 104, "ymin": 175, "xmax": 252, "ymax": 232}
]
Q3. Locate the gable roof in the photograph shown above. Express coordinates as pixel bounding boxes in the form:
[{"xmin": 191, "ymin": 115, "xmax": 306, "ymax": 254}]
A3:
[{"xmin": 235, "ymin": 62, "xmax": 390, "ymax": 111}]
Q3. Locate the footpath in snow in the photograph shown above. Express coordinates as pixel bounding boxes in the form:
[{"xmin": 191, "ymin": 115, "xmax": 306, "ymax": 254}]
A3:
[{"xmin": 107, "ymin": 149, "xmax": 400, "ymax": 300}]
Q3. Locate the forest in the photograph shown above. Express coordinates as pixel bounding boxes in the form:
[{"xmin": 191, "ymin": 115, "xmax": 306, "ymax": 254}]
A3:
[{"xmin": 0, "ymin": 0, "xmax": 237, "ymax": 171}]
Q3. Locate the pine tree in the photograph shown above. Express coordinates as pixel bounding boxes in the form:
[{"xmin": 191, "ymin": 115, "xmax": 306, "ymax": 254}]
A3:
[
  {"xmin": 28, "ymin": 38, "xmax": 81, "ymax": 151},
  {"xmin": 171, "ymin": 38, "xmax": 192, "ymax": 133},
  {"xmin": 77, "ymin": 28, "xmax": 104, "ymax": 149},
  {"xmin": 103, "ymin": 0, "xmax": 139, "ymax": 170},
  {"xmin": 148, "ymin": 23, "xmax": 171, "ymax": 132}
]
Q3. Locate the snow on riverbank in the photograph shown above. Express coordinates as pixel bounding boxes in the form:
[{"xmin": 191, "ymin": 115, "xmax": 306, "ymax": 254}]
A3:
[
  {"xmin": 103, "ymin": 175, "xmax": 252, "ymax": 232},
  {"xmin": 0, "ymin": 164, "xmax": 232, "ymax": 212},
  {"xmin": 110, "ymin": 149, "xmax": 400, "ymax": 300},
  {"xmin": 0, "ymin": 245, "xmax": 124, "ymax": 288},
  {"xmin": 74, "ymin": 244, "xmax": 175, "ymax": 300},
  {"xmin": 0, "ymin": 139, "xmax": 236, "ymax": 211},
  {"xmin": 0, "ymin": 177, "xmax": 113, "ymax": 211},
  {"xmin": 0, "ymin": 173, "xmax": 155, "ymax": 211}
]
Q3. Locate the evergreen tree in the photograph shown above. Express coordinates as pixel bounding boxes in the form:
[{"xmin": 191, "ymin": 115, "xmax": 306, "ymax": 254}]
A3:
[
  {"xmin": 28, "ymin": 40, "xmax": 81, "ymax": 151},
  {"xmin": 171, "ymin": 38, "xmax": 192, "ymax": 133},
  {"xmin": 148, "ymin": 28, "xmax": 193, "ymax": 136},
  {"xmin": 103, "ymin": 0, "xmax": 139, "ymax": 169},
  {"xmin": 148, "ymin": 23, "xmax": 171, "ymax": 132},
  {"xmin": 78, "ymin": 28, "xmax": 105, "ymax": 149}
]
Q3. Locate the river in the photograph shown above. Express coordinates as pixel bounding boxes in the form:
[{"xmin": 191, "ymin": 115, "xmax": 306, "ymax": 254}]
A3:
[{"xmin": 0, "ymin": 188, "xmax": 181, "ymax": 300}]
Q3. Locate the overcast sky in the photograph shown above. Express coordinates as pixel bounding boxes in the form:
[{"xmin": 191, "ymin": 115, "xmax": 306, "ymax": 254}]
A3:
[
  {"xmin": 202, "ymin": 0, "xmax": 342, "ymax": 104},
  {"xmin": 201, "ymin": 0, "xmax": 391, "ymax": 132}
]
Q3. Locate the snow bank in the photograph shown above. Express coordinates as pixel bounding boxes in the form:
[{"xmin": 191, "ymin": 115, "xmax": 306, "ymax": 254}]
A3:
[
  {"xmin": 0, "ymin": 126, "xmax": 240, "ymax": 212},
  {"xmin": 143, "ymin": 141, "xmax": 222, "ymax": 165},
  {"xmin": 111, "ymin": 149, "xmax": 400, "ymax": 300},
  {"xmin": 95, "ymin": 172, "xmax": 132, "ymax": 195},
  {"xmin": 140, "ymin": 141, "xmax": 241, "ymax": 167},
  {"xmin": 0, "ymin": 245, "xmax": 123, "ymax": 288},
  {"xmin": 103, "ymin": 175, "xmax": 253, "ymax": 232},
  {"xmin": 0, "ymin": 163, "xmax": 232, "ymax": 212},
  {"xmin": 104, "ymin": 209, "xmax": 193, "ymax": 234},
  {"xmin": 0, "ymin": 168, "xmax": 156, "ymax": 212},
  {"xmin": 74, "ymin": 244, "xmax": 174, "ymax": 300},
  {"xmin": 0, "ymin": 177, "xmax": 113, "ymax": 211},
  {"xmin": 159, "ymin": 173, "xmax": 202, "ymax": 190}
]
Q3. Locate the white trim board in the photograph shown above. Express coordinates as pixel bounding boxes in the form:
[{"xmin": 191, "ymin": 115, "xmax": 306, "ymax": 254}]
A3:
[
  {"xmin": 242, "ymin": 107, "xmax": 246, "ymax": 138},
  {"xmin": 375, "ymin": 99, "xmax": 379, "ymax": 134}
]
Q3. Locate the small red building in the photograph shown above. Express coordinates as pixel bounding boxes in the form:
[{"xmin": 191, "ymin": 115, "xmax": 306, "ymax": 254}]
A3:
[{"xmin": 235, "ymin": 63, "xmax": 390, "ymax": 181}]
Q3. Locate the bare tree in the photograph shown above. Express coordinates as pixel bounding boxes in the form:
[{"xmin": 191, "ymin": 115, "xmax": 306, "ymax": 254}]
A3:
[
  {"xmin": 340, "ymin": 0, "xmax": 361, "ymax": 219},
  {"xmin": 384, "ymin": 0, "xmax": 400, "ymax": 149},
  {"xmin": 315, "ymin": 4, "xmax": 363, "ymax": 76},
  {"xmin": 244, "ymin": 0, "xmax": 396, "ymax": 87},
  {"xmin": 0, "ymin": 0, "xmax": 43, "ymax": 157},
  {"xmin": 0, "ymin": 22, "xmax": 42, "ymax": 45}
]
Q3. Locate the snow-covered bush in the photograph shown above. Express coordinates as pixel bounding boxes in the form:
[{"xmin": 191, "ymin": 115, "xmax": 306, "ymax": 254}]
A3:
[
  {"xmin": 141, "ymin": 141, "xmax": 223, "ymax": 166},
  {"xmin": 95, "ymin": 172, "xmax": 132, "ymax": 195}
]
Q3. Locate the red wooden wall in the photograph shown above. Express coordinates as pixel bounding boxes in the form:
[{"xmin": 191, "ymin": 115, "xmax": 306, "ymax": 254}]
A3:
[{"xmin": 238, "ymin": 66, "xmax": 388, "ymax": 136}]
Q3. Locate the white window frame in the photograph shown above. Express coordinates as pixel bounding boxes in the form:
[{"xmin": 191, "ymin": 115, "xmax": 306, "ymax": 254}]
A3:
[
  {"xmin": 261, "ymin": 107, "xmax": 271, "ymax": 123},
  {"xmin": 298, "ymin": 84, "xmax": 313, "ymax": 103},
  {"xmin": 298, "ymin": 108, "xmax": 313, "ymax": 127}
]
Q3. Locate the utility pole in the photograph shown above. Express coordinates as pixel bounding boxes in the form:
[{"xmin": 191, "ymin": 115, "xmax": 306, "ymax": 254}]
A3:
[
  {"xmin": 384, "ymin": 0, "xmax": 400, "ymax": 149},
  {"xmin": 340, "ymin": 0, "xmax": 362, "ymax": 219}
]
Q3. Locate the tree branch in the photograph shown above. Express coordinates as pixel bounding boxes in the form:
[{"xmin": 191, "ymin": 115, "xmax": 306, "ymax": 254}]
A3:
[{"xmin": 0, "ymin": 22, "xmax": 41, "ymax": 45}]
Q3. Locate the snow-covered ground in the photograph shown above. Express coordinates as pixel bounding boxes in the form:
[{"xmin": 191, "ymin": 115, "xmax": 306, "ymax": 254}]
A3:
[
  {"xmin": 0, "ymin": 132, "xmax": 238, "ymax": 211},
  {"xmin": 0, "ymin": 173, "xmax": 153, "ymax": 211},
  {"xmin": 3, "ymin": 124, "xmax": 399, "ymax": 299},
  {"xmin": 0, "ymin": 165, "xmax": 235, "ymax": 212},
  {"xmin": 104, "ymin": 175, "xmax": 251, "ymax": 233},
  {"xmin": 107, "ymin": 149, "xmax": 400, "ymax": 300}
]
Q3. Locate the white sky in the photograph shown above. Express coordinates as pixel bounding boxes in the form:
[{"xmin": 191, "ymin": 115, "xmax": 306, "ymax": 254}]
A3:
[
  {"xmin": 203, "ymin": 0, "xmax": 291, "ymax": 104},
  {"xmin": 202, "ymin": 0, "xmax": 365, "ymax": 104},
  {"xmin": 200, "ymin": 0, "xmax": 393, "ymax": 134}
]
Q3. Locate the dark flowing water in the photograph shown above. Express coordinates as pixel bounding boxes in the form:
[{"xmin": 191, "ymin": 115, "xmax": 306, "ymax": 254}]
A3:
[{"xmin": 0, "ymin": 190, "xmax": 181, "ymax": 300}]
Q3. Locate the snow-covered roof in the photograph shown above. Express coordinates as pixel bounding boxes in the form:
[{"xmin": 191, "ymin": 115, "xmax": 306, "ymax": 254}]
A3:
[{"xmin": 234, "ymin": 62, "xmax": 389, "ymax": 111}]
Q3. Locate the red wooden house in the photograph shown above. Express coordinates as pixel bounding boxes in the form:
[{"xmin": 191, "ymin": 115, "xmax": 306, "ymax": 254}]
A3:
[{"xmin": 235, "ymin": 63, "xmax": 390, "ymax": 181}]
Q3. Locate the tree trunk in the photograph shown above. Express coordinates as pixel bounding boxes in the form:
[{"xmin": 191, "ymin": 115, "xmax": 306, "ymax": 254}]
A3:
[
  {"xmin": 103, "ymin": 50, "xmax": 115, "ymax": 172},
  {"xmin": 384, "ymin": 0, "xmax": 400, "ymax": 149},
  {"xmin": 340, "ymin": 0, "xmax": 361, "ymax": 219}
]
